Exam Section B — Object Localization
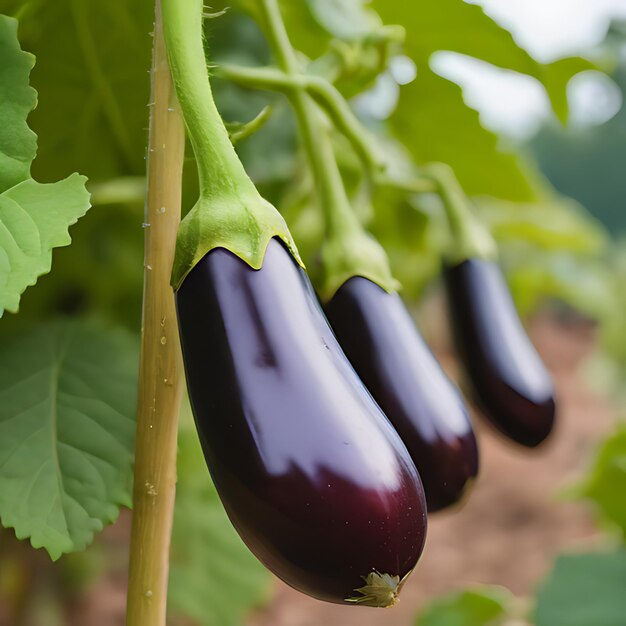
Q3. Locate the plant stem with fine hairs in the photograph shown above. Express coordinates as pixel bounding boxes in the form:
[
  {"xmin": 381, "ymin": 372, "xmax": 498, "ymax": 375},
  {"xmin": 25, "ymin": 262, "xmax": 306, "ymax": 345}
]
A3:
[{"xmin": 126, "ymin": 1, "xmax": 185, "ymax": 624}]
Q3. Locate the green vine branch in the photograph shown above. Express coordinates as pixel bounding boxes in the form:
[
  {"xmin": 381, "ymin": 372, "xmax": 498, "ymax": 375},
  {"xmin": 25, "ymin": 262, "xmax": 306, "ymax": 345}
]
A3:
[
  {"xmin": 215, "ymin": 63, "xmax": 383, "ymax": 172},
  {"xmin": 215, "ymin": 60, "xmax": 496, "ymax": 266},
  {"xmin": 257, "ymin": 0, "xmax": 398, "ymax": 299},
  {"xmin": 215, "ymin": 24, "xmax": 493, "ymax": 265}
]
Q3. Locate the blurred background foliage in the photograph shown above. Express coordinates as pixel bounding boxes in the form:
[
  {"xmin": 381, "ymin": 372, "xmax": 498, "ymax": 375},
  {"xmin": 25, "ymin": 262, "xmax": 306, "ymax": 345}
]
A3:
[
  {"xmin": 1, "ymin": 0, "xmax": 618, "ymax": 329},
  {"xmin": 0, "ymin": 0, "xmax": 625, "ymax": 624}
]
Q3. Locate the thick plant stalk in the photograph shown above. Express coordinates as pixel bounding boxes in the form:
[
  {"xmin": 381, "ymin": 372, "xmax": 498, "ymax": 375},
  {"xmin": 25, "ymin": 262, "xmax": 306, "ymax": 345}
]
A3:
[{"xmin": 126, "ymin": 1, "xmax": 185, "ymax": 624}]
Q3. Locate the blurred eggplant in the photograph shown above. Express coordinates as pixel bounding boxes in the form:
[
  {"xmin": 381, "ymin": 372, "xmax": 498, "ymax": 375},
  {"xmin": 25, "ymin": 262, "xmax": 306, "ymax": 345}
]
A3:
[
  {"xmin": 176, "ymin": 238, "xmax": 427, "ymax": 607},
  {"xmin": 325, "ymin": 277, "xmax": 478, "ymax": 512},
  {"xmin": 443, "ymin": 258, "xmax": 556, "ymax": 447}
]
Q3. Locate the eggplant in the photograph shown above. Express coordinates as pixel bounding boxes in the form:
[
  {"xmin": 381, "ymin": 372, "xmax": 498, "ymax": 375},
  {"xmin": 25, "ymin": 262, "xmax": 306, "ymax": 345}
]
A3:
[
  {"xmin": 325, "ymin": 277, "xmax": 478, "ymax": 512},
  {"xmin": 176, "ymin": 238, "xmax": 427, "ymax": 607},
  {"xmin": 443, "ymin": 258, "xmax": 556, "ymax": 447}
]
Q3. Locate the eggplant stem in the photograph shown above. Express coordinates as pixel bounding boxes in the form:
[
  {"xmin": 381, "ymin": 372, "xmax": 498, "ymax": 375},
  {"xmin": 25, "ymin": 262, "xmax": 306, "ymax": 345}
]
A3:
[
  {"xmin": 160, "ymin": 0, "xmax": 257, "ymax": 201},
  {"xmin": 126, "ymin": 2, "xmax": 185, "ymax": 624},
  {"xmin": 424, "ymin": 162, "xmax": 498, "ymax": 263},
  {"xmin": 257, "ymin": 0, "xmax": 398, "ymax": 300},
  {"xmin": 257, "ymin": 0, "xmax": 356, "ymax": 238},
  {"xmin": 161, "ymin": 0, "xmax": 303, "ymax": 289},
  {"xmin": 214, "ymin": 18, "xmax": 487, "ymax": 268}
]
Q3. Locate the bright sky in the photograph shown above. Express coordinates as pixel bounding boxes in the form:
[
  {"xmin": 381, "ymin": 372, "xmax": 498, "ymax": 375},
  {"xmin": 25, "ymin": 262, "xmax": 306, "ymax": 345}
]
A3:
[{"xmin": 433, "ymin": 0, "xmax": 626, "ymax": 138}]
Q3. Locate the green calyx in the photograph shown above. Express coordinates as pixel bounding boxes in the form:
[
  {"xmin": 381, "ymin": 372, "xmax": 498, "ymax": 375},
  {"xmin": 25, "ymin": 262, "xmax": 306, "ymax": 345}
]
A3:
[
  {"xmin": 345, "ymin": 570, "xmax": 408, "ymax": 608},
  {"xmin": 161, "ymin": 0, "xmax": 302, "ymax": 289},
  {"xmin": 171, "ymin": 192, "xmax": 301, "ymax": 290},
  {"xmin": 424, "ymin": 162, "xmax": 498, "ymax": 265},
  {"xmin": 320, "ymin": 227, "xmax": 399, "ymax": 302}
]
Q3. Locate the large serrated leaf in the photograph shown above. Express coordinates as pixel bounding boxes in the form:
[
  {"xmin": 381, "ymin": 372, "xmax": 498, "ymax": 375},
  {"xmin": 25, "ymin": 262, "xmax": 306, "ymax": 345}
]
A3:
[
  {"xmin": 0, "ymin": 14, "xmax": 91, "ymax": 316},
  {"xmin": 12, "ymin": 1, "xmax": 153, "ymax": 183},
  {"xmin": 371, "ymin": 0, "xmax": 595, "ymax": 116},
  {"xmin": 0, "ymin": 320, "xmax": 138, "ymax": 560},
  {"xmin": 0, "ymin": 174, "xmax": 91, "ymax": 315},
  {"xmin": 0, "ymin": 15, "xmax": 37, "ymax": 192},
  {"xmin": 389, "ymin": 67, "xmax": 542, "ymax": 201},
  {"xmin": 169, "ymin": 426, "xmax": 271, "ymax": 626},
  {"xmin": 248, "ymin": 0, "xmax": 590, "ymax": 201},
  {"xmin": 372, "ymin": 0, "xmax": 593, "ymax": 201}
]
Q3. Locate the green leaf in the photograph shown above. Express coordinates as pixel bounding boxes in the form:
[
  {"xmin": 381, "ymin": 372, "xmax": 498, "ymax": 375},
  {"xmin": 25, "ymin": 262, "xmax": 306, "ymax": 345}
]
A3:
[
  {"xmin": 505, "ymin": 251, "xmax": 614, "ymax": 319},
  {"xmin": 0, "ymin": 319, "xmax": 138, "ymax": 560},
  {"xmin": 271, "ymin": 0, "xmax": 592, "ymax": 199},
  {"xmin": 12, "ymin": 1, "xmax": 153, "ymax": 183},
  {"xmin": 306, "ymin": 0, "xmax": 380, "ymax": 41},
  {"xmin": 479, "ymin": 196, "xmax": 608, "ymax": 254},
  {"xmin": 252, "ymin": 0, "xmax": 591, "ymax": 201},
  {"xmin": 273, "ymin": 1, "xmax": 335, "ymax": 59},
  {"xmin": 169, "ymin": 425, "xmax": 272, "ymax": 626},
  {"xmin": 0, "ymin": 15, "xmax": 37, "ymax": 192},
  {"xmin": 578, "ymin": 426, "xmax": 626, "ymax": 539},
  {"xmin": 536, "ymin": 552, "xmax": 626, "ymax": 626},
  {"xmin": 599, "ymin": 245, "xmax": 626, "ymax": 383},
  {"xmin": 541, "ymin": 58, "xmax": 595, "ymax": 124},
  {"xmin": 262, "ymin": 0, "xmax": 391, "ymax": 58},
  {"xmin": 416, "ymin": 586, "xmax": 514, "ymax": 626},
  {"xmin": 0, "ymin": 175, "xmax": 91, "ymax": 316},
  {"xmin": 374, "ymin": 0, "xmax": 594, "ymax": 119},
  {"xmin": 0, "ymin": 14, "xmax": 91, "ymax": 316},
  {"xmin": 389, "ymin": 69, "xmax": 541, "ymax": 201},
  {"xmin": 371, "ymin": 0, "xmax": 593, "ymax": 200}
]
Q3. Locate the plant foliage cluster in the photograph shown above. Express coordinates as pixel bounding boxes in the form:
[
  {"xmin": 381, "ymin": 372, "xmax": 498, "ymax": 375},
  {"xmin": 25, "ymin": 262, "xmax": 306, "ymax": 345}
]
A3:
[{"xmin": 0, "ymin": 0, "xmax": 623, "ymax": 624}]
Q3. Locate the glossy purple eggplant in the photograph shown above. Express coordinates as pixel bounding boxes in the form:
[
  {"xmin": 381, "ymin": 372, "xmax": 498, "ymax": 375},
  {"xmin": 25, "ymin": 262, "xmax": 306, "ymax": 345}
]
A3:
[
  {"xmin": 443, "ymin": 258, "xmax": 556, "ymax": 447},
  {"xmin": 176, "ymin": 238, "xmax": 427, "ymax": 607},
  {"xmin": 325, "ymin": 277, "xmax": 478, "ymax": 512}
]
